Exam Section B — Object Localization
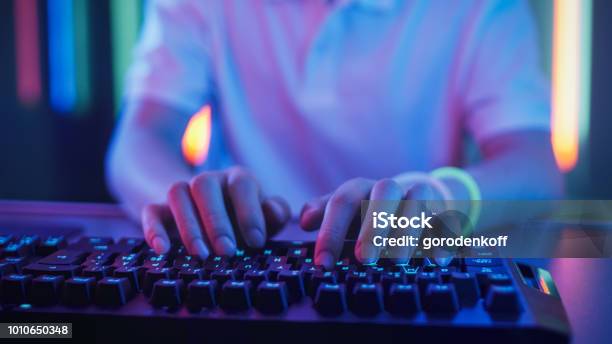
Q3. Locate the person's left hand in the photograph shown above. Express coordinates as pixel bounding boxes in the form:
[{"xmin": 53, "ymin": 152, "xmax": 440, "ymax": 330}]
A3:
[{"xmin": 300, "ymin": 177, "xmax": 445, "ymax": 269}]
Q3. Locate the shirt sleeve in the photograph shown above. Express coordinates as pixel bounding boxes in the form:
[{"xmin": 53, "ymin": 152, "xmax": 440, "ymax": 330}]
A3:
[
  {"xmin": 460, "ymin": 0, "xmax": 551, "ymax": 144},
  {"xmin": 124, "ymin": 0, "xmax": 214, "ymax": 114}
]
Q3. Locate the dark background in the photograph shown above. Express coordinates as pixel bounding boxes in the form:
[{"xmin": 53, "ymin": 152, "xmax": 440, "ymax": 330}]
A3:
[{"xmin": 0, "ymin": 0, "xmax": 611, "ymax": 204}]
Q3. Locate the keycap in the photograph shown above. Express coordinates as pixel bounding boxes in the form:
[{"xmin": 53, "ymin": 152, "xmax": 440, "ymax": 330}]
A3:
[
  {"xmin": 85, "ymin": 252, "xmax": 117, "ymax": 266},
  {"xmin": 38, "ymin": 250, "xmax": 88, "ymax": 265},
  {"xmin": 349, "ymin": 283, "xmax": 384, "ymax": 317},
  {"xmin": 381, "ymin": 272, "xmax": 405, "ymax": 295},
  {"xmin": 63, "ymin": 276, "xmax": 96, "ymax": 307},
  {"xmin": 0, "ymin": 235, "xmax": 13, "ymax": 248},
  {"xmin": 151, "ymin": 279, "xmax": 185, "ymax": 309},
  {"xmin": 416, "ymin": 272, "xmax": 441, "ymax": 297},
  {"xmin": 0, "ymin": 262, "xmax": 16, "ymax": 278},
  {"xmin": 244, "ymin": 270, "xmax": 268, "ymax": 287},
  {"xmin": 2, "ymin": 257, "xmax": 27, "ymax": 273},
  {"xmin": 30, "ymin": 275, "xmax": 64, "ymax": 306},
  {"xmin": 485, "ymin": 285, "xmax": 522, "ymax": 314},
  {"xmin": 310, "ymin": 270, "xmax": 337, "ymax": 297},
  {"xmin": 450, "ymin": 272, "xmax": 480, "ymax": 307},
  {"xmin": 1, "ymin": 242, "xmax": 30, "ymax": 258},
  {"xmin": 277, "ymin": 270, "xmax": 305, "ymax": 303},
  {"xmin": 186, "ymin": 280, "xmax": 217, "ymax": 312},
  {"xmin": 116, "ymin": 238, "xmax": 146, "ymax": 253},
  {"xmin": 76, "ymin": 237, "xmax": 114, "ymax": 249},
  {"xmin": 220, "ymin": 280, "xmax": 252, "ymax": 312},
  {"xmin": 465, "ymin": 258, "xmax": 502, "ymax": 267},
  {"xmin": 210, "ymin": 269, "xmax": 235, "ymax": 286},
  {"xmin": 1, "ymin": 273, "xmax": 32, "ymax": 304},
  {"xmin": 178, "ymin": 268, "xmax": 205, "ymax": 285},
  {"xmin": 112, "ymin": 252, "xmax": 144, "ymax": 268},
  {"xmin": 386, "ymin": 283, "xmax": 421, "ymax": 315},
  {"xmin": 113, "ymin": 266, "xmax": 142, "ymax": 292},
  {"xmin": 255, "ymin": 281, "xmax": 289, "ymax": 314},
  {"xmin": 480, "ymin": 273, "xmax": 513, "ymax": 297},
  {"xmin": 346, "ymin": 271, "xmax": 372, "ymax": 293},
  {"xmin": 143, "ymin": 267, "xmax": 172, "ymax": 296},
  {"xmin": 173, "ymin": 255, "xmax": 202, "ymax": 269},
  {"xmin": 286, "ymin": 247, "xmax": 308, "ymax": 266},
  {"xmin": 423, "ymin": 283, "xmax": 460, "ymax": 314},
  {"xmin": 314, "ymin": 283, "xmax": 347, "ymax": 317},
  {"xmin": 82, "ymin": 265, "xmax": 113, "ymax": 280},
  {"xmin": 436, "ymin": 266, "xmax": 457, "ymax": 283},
  {"xmin": 95, "ymin": 277, "xmax": 133, "ymax": 307},
  {"xmin": 23, "ymin": 263, "xmax": 81, "ymax": 279},
  {"xmin": 36, "ymin": 236, "xmax": 67, "ymax": 256},
  {"xmin": 267, "ymin": 263, "xmax": 290, "ymax": 281},
  {"xmin": 233, "ymin": 262, "xmax": 259, "ymax": 279}
]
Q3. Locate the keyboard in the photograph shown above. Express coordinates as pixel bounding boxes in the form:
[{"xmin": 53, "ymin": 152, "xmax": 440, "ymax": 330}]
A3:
[{"xmin": 0, "ymin": 202, "xmax": 570, "ymax": 343}]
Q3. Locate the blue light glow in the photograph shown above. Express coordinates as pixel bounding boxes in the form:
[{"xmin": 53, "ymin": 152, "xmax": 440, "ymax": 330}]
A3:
[{"xmin": 47, "ymin": 0, "xmax": 76, "ymax": 113}]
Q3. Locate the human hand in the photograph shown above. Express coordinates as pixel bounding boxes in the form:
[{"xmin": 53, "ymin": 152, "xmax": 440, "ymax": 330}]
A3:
[{"xmin": 142, "ymin": 166, "xmax": 291, "ymax": 258}]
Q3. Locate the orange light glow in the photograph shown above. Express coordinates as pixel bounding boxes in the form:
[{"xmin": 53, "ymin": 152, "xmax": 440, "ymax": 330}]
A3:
[
  {"xmin": 551, "ymin": 0, "xmax": 585, "ymax": 172},
  {"xmin": 182, "ymin": 105, "xmax": 212, "ymax": 166},
  {"xmin": 539, "ymin": 276, "xmax": 551, "ymax": 295}
]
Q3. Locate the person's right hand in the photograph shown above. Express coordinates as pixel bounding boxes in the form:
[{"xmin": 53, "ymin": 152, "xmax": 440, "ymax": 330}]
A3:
[{"xmin": 141, "ymin": 166, "xmax": 291, "ymax": 259}]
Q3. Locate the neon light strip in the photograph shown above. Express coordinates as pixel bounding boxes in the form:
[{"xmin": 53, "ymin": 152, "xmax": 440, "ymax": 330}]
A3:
[
  {"xmin": 73, "ymin": 0, "xmax": 91, "ymax": 113},
  {"xmin": 551, "ymin": 0, "xmax": 592, "ymax": 172},
  {"xmin": 110, "ymin": 0, "xmax": 142, "ymax": 112},
  {"xmin": 47, "ymin": 0, "xmax": 77, "ymax": 113},
  {"xmin": 14, "ymin": 0, "xmax": 42, "ymax": 106}
]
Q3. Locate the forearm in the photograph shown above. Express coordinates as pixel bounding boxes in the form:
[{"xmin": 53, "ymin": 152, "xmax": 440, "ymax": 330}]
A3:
[{"xmin": 106, "ymin": 100, "xmax": 193, "ymax": 220}]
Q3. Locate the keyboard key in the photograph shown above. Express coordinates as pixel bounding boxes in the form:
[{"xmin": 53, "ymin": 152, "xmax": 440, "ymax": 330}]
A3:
[
  {"xmin": 267, "ymin": 263, "xmax": 291, "ymax": 281},
  {"xmin": 143, "ymin": 267, "xmax": 172, "ymax": 296},
  {"xmin": 381, "ymin": 272, "xmax": 405, "ymax": 295},
  {"xmin": 244, "ymin": 269, "xmax": 268, "ymax": 287},
  {"xmin": 210, "ymin": 269, "xmax": 235, "ymax": 286},
  {"xmin": 310, "ymin": 270, "xmax": 337, "ymax": 297},
  {"xmin": 116, "ymin": 238, "xmax": 146, "ymax": 253},
  {"xmin": 277, "ymin": 270, "xmax": 305, "ymax": 303},
  {"xmin": 1, "ymin": 242, "xmax": 30, "ymax": 258},
  {"xmin": 76, "ymin": 237, "xmax": 114, "ymax": 250},
  {"xmin": 30, "ymin": 275, "xmax": 64, "ymax": 306},
  {"xmin": 39, "ymin": 249, "xmax": 88, "ymax": 265},
  {"xmin": 63, "ymin": 276, "xmax": 96, "ymax": 307},
  {"xmin": 485, "ymin": 285, "xmax": 522, "ymax": 314},
  {"xmin": 1, "ymin": 273, "xmax": 32, "ymax": 305},
  {"xmin": 386, "ymin": 284, "xmax": 420, "ymax": 315},
  {"xmin": 465, "ymin": 258, "xmax": 502, "ymax": 267},
  {"xmin": 450, "ymin": 272, "xmax": 480, "ymax": 307},
  {"xmin": 82, "ymin": 265, "xmax": 113, "ymax": 280},
  {"xmin": 220, "ymin": 280, "xmax": 252, "ymax": 312},
  {"xmin": 112, "ymin": 252, "xmax": 144, "ymax": 268},
  {"xmin": 178, "ymin": 268, "xmax": 205, "ymax": 285},
  {"xmin": 416, "ymin": 272, "xmax": 440, "ymax": 297},
  {"xmin": 346, "ymin": 271, "xmax": 372, "ymax": 293},
  {"xmin": 186, "ymin": 280, "xmax": 217, "ymax": 312},
  {"xmin": 85, "ymin": 252, "xmax": 117, "ymax": 266},
  {"xmin": 349, "ymin": 283, "xmax": 384, "ymax": 317},
  {"xmin": 23, "ymin": 263, "xmax": 81, "ymax": 279},
  {"xmin": 173, "ymin": 255, "xmax": 202, "ymax": 269},
  {"xmin": 95, "ymin": 277, "xmax": 133, "ymax": 307},
  {"xmin": 36, "ymin": 236, "xmax": 67, "ymax": 256},
  {"xmin": 151, "ymin": 279, "xmax": 185, "ymax": 309},
  {"xmin": 0, "ymin": 262, "xmax": 16, "ymax": 278},
  {"xmin": 255, "ymin": 281, "xmax": 289, "ymax": 314},
  {"xmin": 480, "ymin": 273, "xmax": 513, "ymax": 296},
  {"xmin": 314, "ymin": 283, "xmax": 347, "ymax": 317},
  {"xmin": 113, "ymin": 266, "xmax": 142, "ymax": 292},
  {"xmin": 2, "ymin": 257, "xmax": 27, "ymax": 273},
  {"xmin": 423, "ymin": 283, "xmax": 460, "ymax": 314}
]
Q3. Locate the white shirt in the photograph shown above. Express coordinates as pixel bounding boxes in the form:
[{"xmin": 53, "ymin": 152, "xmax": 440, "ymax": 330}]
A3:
[{"xmin": 125, "ymin": 0, "xmax": 550, "ymax": 212}]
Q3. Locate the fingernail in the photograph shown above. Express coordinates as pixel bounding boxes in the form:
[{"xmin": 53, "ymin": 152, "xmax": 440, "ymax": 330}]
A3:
[
  {"xmin": 193, "ymin": 240, "xmax": 209, "ymax": 259},
  {"xmin": 247, "ymin": 228, "xmax": 265, "ymax": 248},
  {"xmin": 152, "ymin": 237, "xmax": 168, "ymax": 254},
  {"xmin": 215, "ymin": 236, "xmax": 236, "ymax": 256},
  {"xmin": 316, "ymin": 251, "xmax": 335, "ymax": 269}
]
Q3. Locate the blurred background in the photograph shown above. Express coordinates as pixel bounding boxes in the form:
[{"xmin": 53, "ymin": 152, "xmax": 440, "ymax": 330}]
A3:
[{"xmin": 0, "ymin": 0, "xmax": 611, "ymax": 203}]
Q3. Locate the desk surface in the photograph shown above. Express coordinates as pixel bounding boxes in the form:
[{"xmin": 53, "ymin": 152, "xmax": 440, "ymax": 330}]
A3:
[{"xmin": 0, "ymin": 200, "xmax": 611, "ymax": 343}]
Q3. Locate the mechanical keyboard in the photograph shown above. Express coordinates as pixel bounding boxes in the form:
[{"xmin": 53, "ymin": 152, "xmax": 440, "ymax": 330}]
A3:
[{"xmin": 0, "ymin": 202, "xmax": 570, "ymax": 343}]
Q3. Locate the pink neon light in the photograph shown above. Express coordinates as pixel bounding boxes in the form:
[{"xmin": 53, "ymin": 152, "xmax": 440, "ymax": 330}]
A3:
[{"xmin": 14, "ymin": 0, "xmax": 42, "ymax": 106}]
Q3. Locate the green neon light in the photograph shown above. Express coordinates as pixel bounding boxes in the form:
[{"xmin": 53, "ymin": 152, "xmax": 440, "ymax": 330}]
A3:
[
  {"xmin": 110, "ymin": 0, "xmax": 143, "ymax": 113},
  {"xmin": 579, "ymin": 0, "xmax": 592, "ymax": 143},
  {"xmin": 73, "ymin": 0, "xmax": 91, "ymax": 113}
]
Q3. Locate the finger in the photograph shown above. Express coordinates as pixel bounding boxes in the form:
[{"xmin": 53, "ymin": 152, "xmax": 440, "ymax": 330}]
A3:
[
  {"xmin": 262, "ymin": 196, "xmax": 291, "ymax": 237},
  {"xmin": 142, "ymin": 203, "xmax": 172, "ymax": 254},
  {"xmin": 299, "ymin": 194, "xmax": 331, "ymax": 231},
  {"xmin": 190, "ymin": 172, "xmax": 236, "ymax": 256},
  {"xmin": 356, "ymin": 179, "xmax": 403, "ymax": 264},
  {"xmin": 226, "ymin": 168, "xmax": 266, "ymax": 248},
  {"xmin": 167, "ymin": 182, "xmax": 210, "ymax": 258},
  {"xmin": 315, "ymin": 178, "xmax": 374, "ymax": 269}
]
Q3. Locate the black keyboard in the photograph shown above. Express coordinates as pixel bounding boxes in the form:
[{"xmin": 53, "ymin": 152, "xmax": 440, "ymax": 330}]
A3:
[{"xmin": 0, "ymin": 233, "xmax": 570, "ymax": 343}]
